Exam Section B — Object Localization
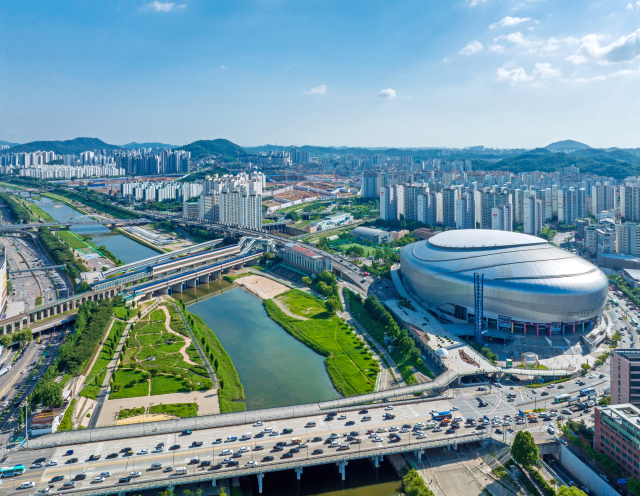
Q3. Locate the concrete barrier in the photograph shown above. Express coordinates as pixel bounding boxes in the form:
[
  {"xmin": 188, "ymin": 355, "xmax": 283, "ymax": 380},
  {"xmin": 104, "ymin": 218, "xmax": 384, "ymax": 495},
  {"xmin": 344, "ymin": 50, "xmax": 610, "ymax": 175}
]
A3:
[{"xmin": 560, "ymin": 444, "xmax": 620, "ymax": 496}]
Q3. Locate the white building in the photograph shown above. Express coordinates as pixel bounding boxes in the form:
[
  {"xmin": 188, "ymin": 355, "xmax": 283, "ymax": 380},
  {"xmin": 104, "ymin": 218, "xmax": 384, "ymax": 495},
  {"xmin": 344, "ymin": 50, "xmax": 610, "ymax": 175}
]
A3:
[
  {"xmin": 491, "ymin": 203, "xmax": 513, "ymax": 232},
  {"xmin": 523, "ymin": 195, "xmax": 542, "ymax": 236}
]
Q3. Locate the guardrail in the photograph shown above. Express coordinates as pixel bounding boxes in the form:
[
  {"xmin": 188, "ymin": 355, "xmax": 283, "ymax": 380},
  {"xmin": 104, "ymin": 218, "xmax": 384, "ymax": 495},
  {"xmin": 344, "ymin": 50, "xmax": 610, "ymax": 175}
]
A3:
[{"xmin": 41, "ymin": 432, "xmax": 491, "ymax": 496}]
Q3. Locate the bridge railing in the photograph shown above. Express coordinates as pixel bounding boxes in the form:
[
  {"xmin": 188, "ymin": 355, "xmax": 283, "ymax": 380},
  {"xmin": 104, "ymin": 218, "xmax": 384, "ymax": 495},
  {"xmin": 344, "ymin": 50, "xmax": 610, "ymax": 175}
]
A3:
[{"xmin": 33, "ymin": 432, "xmax": 491, "ymax": 496}]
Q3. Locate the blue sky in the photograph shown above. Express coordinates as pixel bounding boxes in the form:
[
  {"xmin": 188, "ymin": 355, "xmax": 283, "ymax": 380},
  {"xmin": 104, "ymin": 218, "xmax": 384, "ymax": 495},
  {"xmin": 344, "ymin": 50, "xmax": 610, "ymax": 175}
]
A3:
[{"xmin": 1, "ymin": 0, "xmax": 640, "ymax": 149}]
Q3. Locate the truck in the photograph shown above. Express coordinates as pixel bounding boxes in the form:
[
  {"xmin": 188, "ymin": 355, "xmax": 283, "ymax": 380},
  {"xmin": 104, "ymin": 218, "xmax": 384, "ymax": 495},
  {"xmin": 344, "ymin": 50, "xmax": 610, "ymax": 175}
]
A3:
[
  {"xmin": 240, "ymin": 433, "xmax": 252, "ymax": 440},
  {"xmin": 291, "ymin": 438, "xmax": 302, "ymax": 445},
  {"xmin": 383, "ymin": 412, "xmax": 395, "ymax": 419}
]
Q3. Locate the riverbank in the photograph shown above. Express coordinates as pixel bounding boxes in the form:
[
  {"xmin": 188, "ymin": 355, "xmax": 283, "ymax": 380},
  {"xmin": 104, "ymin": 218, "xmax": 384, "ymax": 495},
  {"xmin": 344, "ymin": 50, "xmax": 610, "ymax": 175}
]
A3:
[
  {"xmin": 113, "ymin": 227, "xmax": 165, "ymax": 254},
  {"xmin": 263, "ymin": 289, "xmax": 379, "ymax": 397}
]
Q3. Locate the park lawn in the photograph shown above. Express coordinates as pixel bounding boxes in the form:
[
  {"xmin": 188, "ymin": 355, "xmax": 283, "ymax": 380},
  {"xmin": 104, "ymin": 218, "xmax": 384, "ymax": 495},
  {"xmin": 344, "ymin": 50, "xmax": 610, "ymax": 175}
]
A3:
[
  {"xmin": 114, "ymin": 307, "xmax": 134, "ymax": 321},
  {"xmin": 79, "ymin": 369, "xmax": 107, "ymax": 400},
  {"xmin": 85, "ymin": 319, "xmax": 125, "ymax": 384},
  {"xmin": 56, "ymin": 230, "xmax": 92, "ymax": 250},
  {"xmin": 186, "ymin": 343, "xmax": 203, "ymax": 364},
  {"xmin": 278, "ymin": 290, "xmax": 326, "ymax": 318},
  {"xmin": 264, "ymin": 299, "xmax": 376, "ymax": 397},
  {"xmin": 149, "ymin": 402, "xmax": 197, "ymax": 418},
  {"xmin": 337, "ymin": 242, "xmax": 377, "ymax": 257},
  {"xmin": 25, "ymin": 201, "xmax": 54, "ymax": 222},
  {"xmin": 110, "ymin": 369, "xmax": 149, "ymax": 399},
  {"xmin": 58, "ymin": 399, "xmax": 76, "ymax": 431},
  {"xmin": 137, "ymin": 332, "xmax": 170, "ymax": 346},
  {"xmin": 345, "ymin": 290, "xmax": 421, "ymax": 386},
  {"xmin": 150, "ymin": 375, "xmax": 190, "ymax": 395}
]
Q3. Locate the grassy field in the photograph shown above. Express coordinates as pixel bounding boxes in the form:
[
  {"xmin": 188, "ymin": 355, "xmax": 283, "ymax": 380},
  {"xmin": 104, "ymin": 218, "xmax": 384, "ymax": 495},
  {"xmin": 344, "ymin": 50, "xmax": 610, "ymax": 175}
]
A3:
[
  {"xmin": 114, "ymin": 307, "xmax": 136, "ymax": 321},
  {"xmin": 117, "ymin": 407, "xmax": 145, "ymax": 419},
  {"xmin": 181, "ymin": 307, "xmax": 246, "ymax": 413},
  {"xmin": 336, "ymin": 242, "xmax": 377, "ymax": 257},
  {"xmin": 345, "ymin": 290, "xmax": 435, "ymax": 385},
  {"xmin": 24, "ymin": 200, "xmax": 54, "ymax": 222},
  {"xmin": 264, "ymin": 290, "xmax": 378, "ymax": 396},
  {"xmin": 80, "ymin": 319, "xmax": 126, "ymax": 400},
  {"xmin": 149, "ymin": 402, "xmax": 197, "ymax": 418},
  {"xmin": 108, "ymin": 305, "xmax": 212, "ymax": 400},
  {"xmin": 57, "ymin": 399, "xmax": 77, "ymax": 431},
  {"xmin": 56, "ymin": 230, "xmax": 99, "ymax": 254}
]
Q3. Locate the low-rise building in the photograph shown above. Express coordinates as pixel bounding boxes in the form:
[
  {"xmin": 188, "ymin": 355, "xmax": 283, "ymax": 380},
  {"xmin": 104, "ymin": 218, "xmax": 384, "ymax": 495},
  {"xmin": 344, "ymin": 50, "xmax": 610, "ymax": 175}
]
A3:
[
  {"xmin": 623, "ymin": 269, "xmax": 640, "ymax": 289},
  {"xmin": 351, "ymin": 226, "xmax": 394, "ymax": 244},
  {"xmin": 28, "ymin": 407, "xmax": 66, "ymax": 436},
  {"xmin": 282, "ymin": 243, "xmax": 332, "ymax": 275},
  {"xmin": 413, "ymin": 228, "xmax": 437, "ymax": 240},
  {"xmin": 305, "ymin": 212, "xmax": 354, "ymax": 233},
  {"xmin": 595, "ymin": 403, "xmax": 640, "ymax": 479}
]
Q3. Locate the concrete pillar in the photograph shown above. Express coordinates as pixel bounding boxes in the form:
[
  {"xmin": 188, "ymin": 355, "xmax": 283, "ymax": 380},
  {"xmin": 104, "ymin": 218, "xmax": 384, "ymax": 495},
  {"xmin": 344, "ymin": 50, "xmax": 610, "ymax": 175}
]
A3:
[
  {"xmin": 453, "ymin": 444, "xmax": 458, "ymax": 450},
  {"xmin": 211, "ymin": 479, "xmax": 216, "ymax": 487},
  {"xmin": 414, "ymin": 450, "xmax": 424, "ymax": 461},
  {"xmin": 295, "ymin": 467, "xmax": 303, "ymax": 480},
  {"xmin": 200, "ymin": 275, "xmax": 209, "ymax": 284},
  {"xmin": 447, "ymin": 444, "xmax": 451, "ymax": 451},
  {"xmin": 337, "ymin": 461, "xmax": 348, "ymax": 481},
  {"xmin": 172, "ymin": 283, "xmax": 182, "ymax": 293},
  {"xmin": 257, "ymin": 473, "xmax": 264, "ymax": 494}
]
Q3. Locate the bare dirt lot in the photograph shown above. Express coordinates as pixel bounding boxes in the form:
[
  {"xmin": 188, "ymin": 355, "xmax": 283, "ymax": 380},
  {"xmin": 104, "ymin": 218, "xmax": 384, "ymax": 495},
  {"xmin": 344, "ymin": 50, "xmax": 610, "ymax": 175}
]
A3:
[{"xmin": 237, "ymin": 274, "xmax": 290, "ymax": 300}]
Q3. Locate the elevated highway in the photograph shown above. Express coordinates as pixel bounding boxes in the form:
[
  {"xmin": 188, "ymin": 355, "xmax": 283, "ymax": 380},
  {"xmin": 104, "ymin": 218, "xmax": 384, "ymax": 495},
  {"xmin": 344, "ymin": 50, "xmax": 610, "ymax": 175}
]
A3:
[{"xmin": 0, "ymin": 219, "xmax": 149, "ymax": 232}]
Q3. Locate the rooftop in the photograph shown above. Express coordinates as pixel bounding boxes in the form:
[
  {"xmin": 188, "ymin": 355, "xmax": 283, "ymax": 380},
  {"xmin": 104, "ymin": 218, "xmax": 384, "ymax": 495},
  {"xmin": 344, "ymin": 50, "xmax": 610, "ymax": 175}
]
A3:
[{"xmin": 429, "ymin": 229, "xmax": 547, "ymax": 250}]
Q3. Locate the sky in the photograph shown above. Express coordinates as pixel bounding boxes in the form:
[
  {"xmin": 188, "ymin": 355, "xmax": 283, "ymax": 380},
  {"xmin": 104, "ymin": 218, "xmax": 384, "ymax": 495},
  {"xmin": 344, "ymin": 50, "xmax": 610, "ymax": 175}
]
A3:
[{"xmin": 1, "ymin": 0, "xmax": 640, "ymax": 149}]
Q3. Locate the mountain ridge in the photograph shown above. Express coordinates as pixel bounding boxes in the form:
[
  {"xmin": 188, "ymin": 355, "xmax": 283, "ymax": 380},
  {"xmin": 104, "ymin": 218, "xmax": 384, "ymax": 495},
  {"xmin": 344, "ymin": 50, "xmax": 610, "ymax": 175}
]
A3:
[{"xmin": 5, "ymin": 137, "xmax": 121, "ymax": 155}]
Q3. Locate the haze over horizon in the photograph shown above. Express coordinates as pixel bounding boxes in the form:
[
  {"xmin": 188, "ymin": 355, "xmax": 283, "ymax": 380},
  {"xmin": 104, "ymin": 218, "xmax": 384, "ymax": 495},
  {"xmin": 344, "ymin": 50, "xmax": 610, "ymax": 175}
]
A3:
[{"xmin": 2, "ymin": 0, "xmax": 640, "ymax": 149}]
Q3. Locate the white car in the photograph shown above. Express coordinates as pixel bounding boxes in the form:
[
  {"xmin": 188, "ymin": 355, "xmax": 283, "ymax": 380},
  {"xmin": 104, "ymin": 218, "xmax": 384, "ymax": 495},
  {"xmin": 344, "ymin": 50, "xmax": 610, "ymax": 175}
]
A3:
[
  {"xmin": 239, "ymin": 447, "xmax": 249, "ymax": 453},
  {"xmin": 130, "ymin": 471, "xmax": 141, "ymax": 478},
  {"xmin": 31, "ymin": 462, "xmax": 44, "ymax": 469},
  {"xmin": 451, "ymin": 406, "xmax": 459, "ymax": 411},
  {"xmin": 93, "ymin": 477, "xmax": 105, "ymax": 483},
  {"xmin": 385, "ymin": 405, "xmax": 393, "ymax": 410},
  {"xmin": 263, "ymin": 427, "xmax": 272, "ymax": 432},
  {"xmin": 589, "ymin": 374, "xmax": 595, "ymax": 379},
  {"xmin": 137, "ymin": 449, "xmax": 148, "ymax": 455},
  {"xmin": 220, "ymin": 449, "xmax": 232, "ymax": 455},
  {"xmin": 548, "ymin": 427, "xmax": 555, "ymax": 435},
  {"xmin": 19, "ymin": 482, "xmax": 35, "ymax": 489},
  {"xmin": 373, "ymin": 437, "xmax": 383, "ymax": 442},
  {"xmin": 494, "ymin": 383, "xmax": 503, "ymax": 388},
  {"xmin": 339, "ymin": 414, "xmax": 346, "ymax": 419},
  {"xmin": 35, "ymin": 489, "xmax": 50, "ymax": 495},
  {"xmin": 299, "ymin": 443, "xmax": 308, "ymax": 448},
  {"xmin": 246, "ymin": 461, "xmax": 258, "ymax": 467},
  {"xmin": 152, "ymin": 447, "xmax": 163, "ymax": 453},
  {"xmin": 269, "ymin": 430, "xmax": 279, "ymax": 436},
  {"xmin": 47, "ymin": 460, "xmax": 58, "ymax": 466},
  {"xmin": 100, "ymin": 472, "xmax": 111, "ymax": 477},
  {"xmin": 253, "ymin": 421, "xmax": 263, "ymax": 427},
  {"xmin": 433, "ymin": 426, "xmax": 443, "ymax": 432}
]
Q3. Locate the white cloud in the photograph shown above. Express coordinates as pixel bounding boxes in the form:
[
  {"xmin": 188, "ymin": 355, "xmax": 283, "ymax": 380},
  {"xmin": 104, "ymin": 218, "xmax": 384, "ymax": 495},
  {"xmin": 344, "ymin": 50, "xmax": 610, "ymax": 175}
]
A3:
[
  {"xmin": 489, "ymin": 44, "xmax": 505, "ymax": 52},
  {"xmin": 572, "ymin": 65, "xmax": 640, "ymax": 82},
  {"xmin": 467, "ymin": 0, "xmax": 487, "ymax": 6},
  {"xmin": 220, "ymin": 65, "xmax": 226, "ymax": 70},
  {"xmin": 460, "ymin": 40, "xmax": 483, "ymax": 55},
  {"xmin": 142, "ymin": 1, "xmax": 185, "ymax": 12},
  {"xmin": 303, "ymin": 85, "xmax": 326, "ymax": 95},
  {"xmin": 378, "ymin": 88, "xmax": 397, "ymax": 98},
  {"xmin": 567, "ymin": 29, "xmax": 640, "ymax": 65},
  {"xmin": 627, "ymin": 2, "xmax": 640, "ymax": 10},
  {"xmin": 489, "ymin": 16, "xmax": 531, "ymax": 29},
  {"xmin": 496, "ymin": 62, "xmax": 561, "ymax": 83}
]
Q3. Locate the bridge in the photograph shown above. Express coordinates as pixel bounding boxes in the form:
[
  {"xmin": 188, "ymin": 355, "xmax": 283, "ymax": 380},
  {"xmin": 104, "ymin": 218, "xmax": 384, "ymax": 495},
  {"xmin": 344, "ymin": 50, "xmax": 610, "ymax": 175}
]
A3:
[
  {"xmin": 0, "ymin": 218, "xmax": 149, "ymax": 232},
  {"xmin": 9, "ymin": 265, "xmax": 65, "ymax": 274}
]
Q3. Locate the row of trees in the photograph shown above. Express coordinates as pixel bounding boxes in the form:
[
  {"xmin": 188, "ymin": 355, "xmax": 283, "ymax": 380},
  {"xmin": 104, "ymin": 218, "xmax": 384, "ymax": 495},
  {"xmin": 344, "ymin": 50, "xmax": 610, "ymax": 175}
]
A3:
[
  {"xmin": 301, "ymin": 270, "xmax": 342, "ymax": 312},
  {"xmin": 0, "ymin": 193, "xmax": 31, "ymax": 223},
  {"xmin": 52, "ymin": 187, "xmax": 142, "ymax": 219},
  {"xmin": 37, "ymin": 227, "xmax": 87, "ymax": 282}
]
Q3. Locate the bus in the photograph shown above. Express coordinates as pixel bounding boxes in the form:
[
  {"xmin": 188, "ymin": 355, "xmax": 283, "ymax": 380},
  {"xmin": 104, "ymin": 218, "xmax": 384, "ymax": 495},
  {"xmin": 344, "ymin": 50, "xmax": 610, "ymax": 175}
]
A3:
[
  {"xmin": 0, "ymin": 465, "xmax": 25, "ymax": 477},
  {"xmin": 431, "ymin": 411, "xmax": 452, "ymax": 421},
  {"xmin": 580, "ymin": 387, "xmax": 596, "ymax": 397},
  {"xmin": 554, "ymin": 394, "xmax": 572, "ymax": 403},
  {"xmin": 632, "ymin": 319, "xmax": 638, "ymax": 327}
]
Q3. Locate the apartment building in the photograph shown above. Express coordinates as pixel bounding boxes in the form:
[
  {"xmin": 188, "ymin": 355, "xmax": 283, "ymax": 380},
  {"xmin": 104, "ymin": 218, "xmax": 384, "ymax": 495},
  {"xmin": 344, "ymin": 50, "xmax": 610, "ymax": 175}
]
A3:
[
  {"xmin": 523, "ymin": 195, "xmax": 542, "ymax": 236},
  {"xmin": 491, "ymin": 203, "xmax": 513, "ymax": 232}
]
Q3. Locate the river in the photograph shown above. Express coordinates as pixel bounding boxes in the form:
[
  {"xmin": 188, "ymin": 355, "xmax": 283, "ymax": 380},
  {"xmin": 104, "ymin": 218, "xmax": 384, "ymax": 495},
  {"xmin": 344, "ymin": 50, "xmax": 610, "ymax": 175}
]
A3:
[
  {"xmin": 31, "ymin": 197, "xmax": 159, "ymax": 264},
  {"xmin": 184, "ymin": 286, "xmax": 341, "ymax": 410}
]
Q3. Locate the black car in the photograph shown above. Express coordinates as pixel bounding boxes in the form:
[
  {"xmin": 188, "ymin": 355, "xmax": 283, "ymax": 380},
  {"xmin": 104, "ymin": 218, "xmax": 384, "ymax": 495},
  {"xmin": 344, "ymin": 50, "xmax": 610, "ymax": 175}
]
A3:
[
  {"xmin": 74, "ymin": 474, "xmax": 87, "ymax": 481},
  {"xmin": 255, "ymin": 432, "xmax": 264, "ymax": 438},
  {"xmin": 346, "ymin": 421, "xmax": 355, "ymax": 426},
  {"xmin": 226, "ymin": 461, "xmax": 239, "ymax": 467},
  {"xmin": 120, "ymin": 447, "xmax": 132, "ymax": 453},
  {"xmin": 282, "ymin": 452, "xmax": 294, "ymax": 458},
  {"xmin": 189, "ymin": 458, "xmax": 201, "ymax": 465},
  {"xmin": 290, "ymin": 447, "xmax": 300, "ymax": 453},
  {"xmin": 313, "ymin": 449, "xmax": 324, "ymax": 455},
  {"xmin": 254, "ymin": 445, "xmax": 264, "ymax": 451},
  {"xmin": 445, "ymin": 428, "xmax": 455, "ymax": 434},
  {"xmin": 263, "ymin": 456, "xmax": 274, "ymax": 462},
  {"xmin": 34, "ymin": 458, "xmax": 46, "ymax": 464},
  {"xmin": 118, "ymin": 477, "xmax": 131, "ymax": 483},
  {"xmin": 51, "ymin": 476, "xmax": 65, "ymax": 482},
  {"xmin": 312, "ymin": 436, "xmax": 323, "ymax": 442},
  {"xmin": 182, "ymin": 430, "xmax": 193, "ymax": 436},
  {"xmin": 123, "ymin": 451, "xmax": 133, "ymax": 457},
  {"xmin": 201, "ymin": 461, "xmax": 212, "ymax": 467},
  {"xmin": 212, "ymin": 463, "xmax": 223, "ymax": 470},
  {"xmin": 276, "ymin": 441, "xmax": 287, "ymax": 446},
  {"xmin": 88, "ymin": 455, "xmax": 101, "ymax": 461},
  {"xmin": 232, "ymin": 452, "xmax": 243, "ymax": 458},
  {"xmin": 359, "ymin": 409, "xmax": 368, "ymax": 414},
  {"xmin": 541, "ymin": 392, "xmax": 549, "ymax": 396},
  {"xmin": 66, "ymin": 458, "xmax": 78, "ymax": 464},
  {"xmin": 283, "ymin": 428, "xmax": 293, "ymax": 434},
  {"xmin": 106, "ymin": 453, "xmax": 118, "ymax": 459},
  {"xmin": 191, "ymin": 441, "xmax": 203, "ymax": 448},
  {"xmin": 495, "ymin": 428, "xmax": 503, "ymax": 434},
  {"xmin": 272, "ymin": 446, "xmax": 283, "ymax": 452},
  {"xmin": 156, "ymin": 442, "xmax": 164, "ymax": 447},
  {"xmin": 214, "ymin": 438, "xmax": 223, "ymax": 444},
  {"xmin": 476, "ymin": 425, "xmax": 486, "ymax": 430},
  {"xmin": 169, "ymin": 445, "xmax": 180, "ymax": 450}
]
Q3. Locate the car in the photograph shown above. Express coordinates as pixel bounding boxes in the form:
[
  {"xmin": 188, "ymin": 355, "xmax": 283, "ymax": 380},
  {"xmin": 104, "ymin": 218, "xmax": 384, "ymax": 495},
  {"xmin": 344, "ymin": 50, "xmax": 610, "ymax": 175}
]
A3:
[
  {"xmin": 290, "ymin": 447, "xmax": 300, "ymax": 453},
  {"xmin": 263, "ymin": 456, "xmax": 275, "ymax": 462},
  {"xmin": 263, "ymin": 427, "xmax": 273, "ymax": 432},
  {"xmin": 156, "ymin": 442, "xmax": 165, "ymax": 447},
  {"xmin": 64, "ymin": 450, "xmax": 74, "ymax": 456},
  {"xmin": 547, "ymin": 384, "xmax": 555, "ymax": 389},
  {"xmin": 62, "ymin": 482, "xmax": 76, "ymax": 489},
  {"xmin": 269, "ymin": 431, "xmax": 279, "ymax": 436},
  {"xmin": 118, "ymin": 477, "xmax": 131, "ymax": 484},
  {"xmin": 312, "ymin": 436, "xmax": 323, "ymax": 442},
  {"xmin": 214, "ymin": 438, "xmax": 223, "ymax": 444},
  {"xmin": 548, "ymin": 427, "xmax": 556, "ymax": 434},
  {"xmin": 34, "ymin": 457, "xmax": 46, "ymax": 464},
  {"xmin": 100, "ymin": 472, "xmax": 111, "ymax": 477},
  {"xmin": 600, "ymin": 474, "xmax": 611, "ymax": 483},
  {"xmin": 130, "ymin": 471, "xmax": 141, "ymax": 478},
  {"xmin": 88, "ymin": 454, "xmax": 101, "ymax": 461},
  {"xmin": 283, "ymin": 428, "xmax": 293, "ymax": 434},
  {"xmin": 191, "ymin": 441, "xmax": 203, "ymax": 448},
  {"xmin": 226, "ymin": 461, "xmax": 239, "ymax": 467},
  {"xmin": 106, "ymin": 453, "xmax": 118, "ymax": 459},
  {"xmin": 346, "ymin": 420, "xmax": 355, "ymax": 426},
  {"xmin": 313, "ymin": 448, "xmax": 324, "ymax": 455},
  {"xmin": 169, "ymin": 445, "xmax": 181, "ymax": 450},
  {"xmin": 151, "ymin": 463, "xmax": 163, "ymax": 469},
  {"xmin": 272, "ymin": 446, "xmax": 283, "ymax": 452},
  {"xmin": 247, "ymin": 461, "xmax": 258, "ymax": 467},
  {"xmin": 239, "ymin": 446, "xmax": 250, "ymax": 453},
  {"xmin": 494, "ymin": 383, "xmax": 503, "ymax": 388},
  {"xmin": 385, "ymin": 405, "xmax": 394, "ymax": 410},
  {"xmin": 541, "ymin": 391, "xmax": 549, "ymax": 396},
  {"xmin": 20, "ymin": 482, "xmax": 35, "ymax": 489},
  {"xmin": 31, "ymin": 462, "xmax": 44, "ymax": 469},
  {"xmin": 66, "ymin": 458, "xmax": 78, "ymax": 464},
  {"xmin": 557, "ymin": 385, "xmax": 564, "ymax": 389},
  {"xmin": 359, "ymin": 409, "xmax": 368, "ymax": 414},
  {"xmin": 476, "ymin": 425, "xmax": 486, "ymax": 430},
  {"xmin": 253, "ymin": 421, "xmax": 263, "ymax": 426},
  {"xmin": 201, "ymin": 461, "xmax": 212, "ymax": 467},
  {"xmin": 51, "ymin": 475, "xmax": 65, "ymax": 483},
  {"xmin": 35, "ymin": 489, "xmax": 51, "ymax": 495},
  {"xmin": 433, "ymin": 426, "xmax": 443, "ymax": 432},
  {"xmin": 74, "ymin": 474, "xmax": 87, "ymax": 480},
  {"xmin": 600, "ymin": 374, "xmax": 606, "ymax": 378},
  {"xmin": 182, "ymin": 430, "xmax": 193, "ymax": 436},
  {"xmin": 93, "ymin": 477, "xmax": 105, "ymax": 483},
  {"xmin": 137, "ymin": 449, "xmax": 148, "ymax": 455},
  {"xmin": 282, "ymin": 452, "xmax": 294, "ymax": 458},
  {"xmin": 152, "ymin": 447, "xmax": 164, "ymax": 453},
  {"xmin": 495, "ymin": 428, "xmax": 503, "ymax": 434},
  {"xmin": 47, "ymin": 459, "xmax": 58, "ymax": 466},
  {"xmin": 189, "ymin": 458, "xmax": 201, "ymax": 464},
  {"xmin": 589, "ymin": 374, "xmax": 595, "ymax": 379},
  {"xmin": 163, "ymin": 467, "xmax": 174, "ymax": 472},
  {"xmin": 338, "ymin": 414, "xmax": 347, "ymax": 419},
  {"xmin": 451, "ymin": 406, "xmax": 459, "ymax": 411}
]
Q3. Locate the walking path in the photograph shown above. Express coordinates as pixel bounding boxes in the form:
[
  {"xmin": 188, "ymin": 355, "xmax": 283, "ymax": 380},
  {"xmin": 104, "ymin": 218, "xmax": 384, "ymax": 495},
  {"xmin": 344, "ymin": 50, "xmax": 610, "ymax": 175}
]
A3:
[
  {"xmin": 337, "ymin": 283, "xmax": 406, "ymax": 390},
  {"xmin": 158, "ymin": 305, "xmax": 198, "ymax": 366}
]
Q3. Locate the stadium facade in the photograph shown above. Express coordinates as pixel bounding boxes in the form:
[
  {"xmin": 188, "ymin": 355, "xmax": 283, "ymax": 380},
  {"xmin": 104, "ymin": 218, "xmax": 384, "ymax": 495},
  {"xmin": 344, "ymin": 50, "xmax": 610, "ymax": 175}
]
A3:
[{"xmin": 399, "ymin": 230, "xmax": 608, "ymax": 336}]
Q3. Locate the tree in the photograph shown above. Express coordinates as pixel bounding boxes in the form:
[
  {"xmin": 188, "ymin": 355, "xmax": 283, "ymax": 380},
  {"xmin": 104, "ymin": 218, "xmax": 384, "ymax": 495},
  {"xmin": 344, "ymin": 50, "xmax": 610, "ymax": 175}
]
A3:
[
  {"xmin": 301, "ymin": 276, "xmax": 312, "ymax": 286},
  {"xmin": 511, "ymin": 430, "xmax": 539, "ymax": 467},
  {"xmin": 628, "ymin": 476, "xmax": 640, "ymax": 496},
  {"xmin": 581, "ymin": 363, "xmax": 591, "ymax": 375},
  {"xmin": 285, "ymin": 211, "xmax": 300, "ymax": 222},
  {"xmin": 39, "ymin": 381, "xmax": 63, "ymax": 408},
  {"xmin": 77, "ymin": 280, "xmax": 91, "ymax": 293},
  {"xmin": 219, "ymin": 488, "xmax": 228, "ymax": 496},
  {"xmin": 558, "ymin": 487, "xmax": 588, "ymax": 496},
  {"xmin": 325, "ymin": 298, "xmax": 338, "ymax": 315}
]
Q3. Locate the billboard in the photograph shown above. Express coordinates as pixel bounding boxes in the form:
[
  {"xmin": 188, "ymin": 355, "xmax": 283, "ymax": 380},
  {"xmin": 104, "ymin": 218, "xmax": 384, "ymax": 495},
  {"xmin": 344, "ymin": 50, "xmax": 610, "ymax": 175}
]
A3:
[{"xmin": 498, "ymin": 315, "xmax": 511, "ymax": 328}]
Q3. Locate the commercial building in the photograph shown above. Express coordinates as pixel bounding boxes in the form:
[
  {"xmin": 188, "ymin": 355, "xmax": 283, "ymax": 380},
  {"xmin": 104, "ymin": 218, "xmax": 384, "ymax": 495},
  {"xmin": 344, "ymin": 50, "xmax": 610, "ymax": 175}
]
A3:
[
  {"xmin": 352, "ymin": 226, "xmax": 394, "ymax": 244},
  {"xmin": 623, "ymin": 269, "xmax": 640, "ymax": 289},
  {"xmin": 400, "ymin": 230, "xmax": 608, "ymax": 334},
  {"xmin": 306, "ymin": 213, "xmax": 354, "ymax": 232},
  {"xmin": 594, "ymin": 403, "xmax": 640, "ymax": 478},
  {"xmin": 283, "ymin": 243, "xmax": 332, "ymax": 275},
  {"xmin": 413, "ymin": 228, "xmax": 438, "ymax": 240},
  {"xmin": 610, "ymin": 350, "xmax": 640, "ymax": 406}
]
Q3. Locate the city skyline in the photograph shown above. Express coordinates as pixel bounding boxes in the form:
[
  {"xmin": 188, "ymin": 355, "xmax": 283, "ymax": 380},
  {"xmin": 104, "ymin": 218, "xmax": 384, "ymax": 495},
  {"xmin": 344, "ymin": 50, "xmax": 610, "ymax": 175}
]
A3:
[{"xmin": 1, "ymin": 1, "xmax": 640, "ymax": 148}]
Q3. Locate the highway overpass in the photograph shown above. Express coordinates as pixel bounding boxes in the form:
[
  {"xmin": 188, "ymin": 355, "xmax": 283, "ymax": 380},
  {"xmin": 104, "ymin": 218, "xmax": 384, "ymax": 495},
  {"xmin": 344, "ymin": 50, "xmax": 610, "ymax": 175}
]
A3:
[{"xmin": 0, "ymin": 218, "xmax": 149, "ymax": 232}]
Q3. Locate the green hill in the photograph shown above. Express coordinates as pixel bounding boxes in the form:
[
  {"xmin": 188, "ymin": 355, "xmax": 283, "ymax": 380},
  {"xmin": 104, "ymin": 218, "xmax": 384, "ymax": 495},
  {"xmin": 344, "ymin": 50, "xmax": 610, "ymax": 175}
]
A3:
[
  {"xmin": 475, "ymin": 148, "xmax": 640, "ymax": 179},
  {"xmin": 122, "ymin": 142, "xmax": 178, "ymax": 149},
  {"xmin": 0, "ymin": 140, "xmax": 19, "ymax": 147},
  {"xmin": 176, "ymin": 139, "xmax": 246, "ymax": 159},
  {"xmin": 544, "ymin": 140, "xmax": 591, "ymax": 152},
  {"xmin": 6, "ymin": 137, "xmax": 120, "ymax": 155}
]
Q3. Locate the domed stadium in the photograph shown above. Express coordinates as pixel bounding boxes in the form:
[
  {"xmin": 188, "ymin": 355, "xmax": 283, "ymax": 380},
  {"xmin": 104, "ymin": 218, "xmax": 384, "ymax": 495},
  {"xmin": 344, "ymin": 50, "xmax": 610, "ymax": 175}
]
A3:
[{"xmin": 399, "ymin": 230, "xmax": 608, "ymax": 336}]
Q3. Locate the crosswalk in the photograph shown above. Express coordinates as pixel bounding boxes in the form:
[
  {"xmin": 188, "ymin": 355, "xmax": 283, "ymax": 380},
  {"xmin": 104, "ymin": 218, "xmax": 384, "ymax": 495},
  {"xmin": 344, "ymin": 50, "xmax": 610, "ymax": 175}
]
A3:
[
  {"xmin": 455, "ymin": 391, "xmax": 478, "ymax": 399},
  {"xmin": 427, "ymin": 453, "xmax": 469, "ymax": 469}
]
